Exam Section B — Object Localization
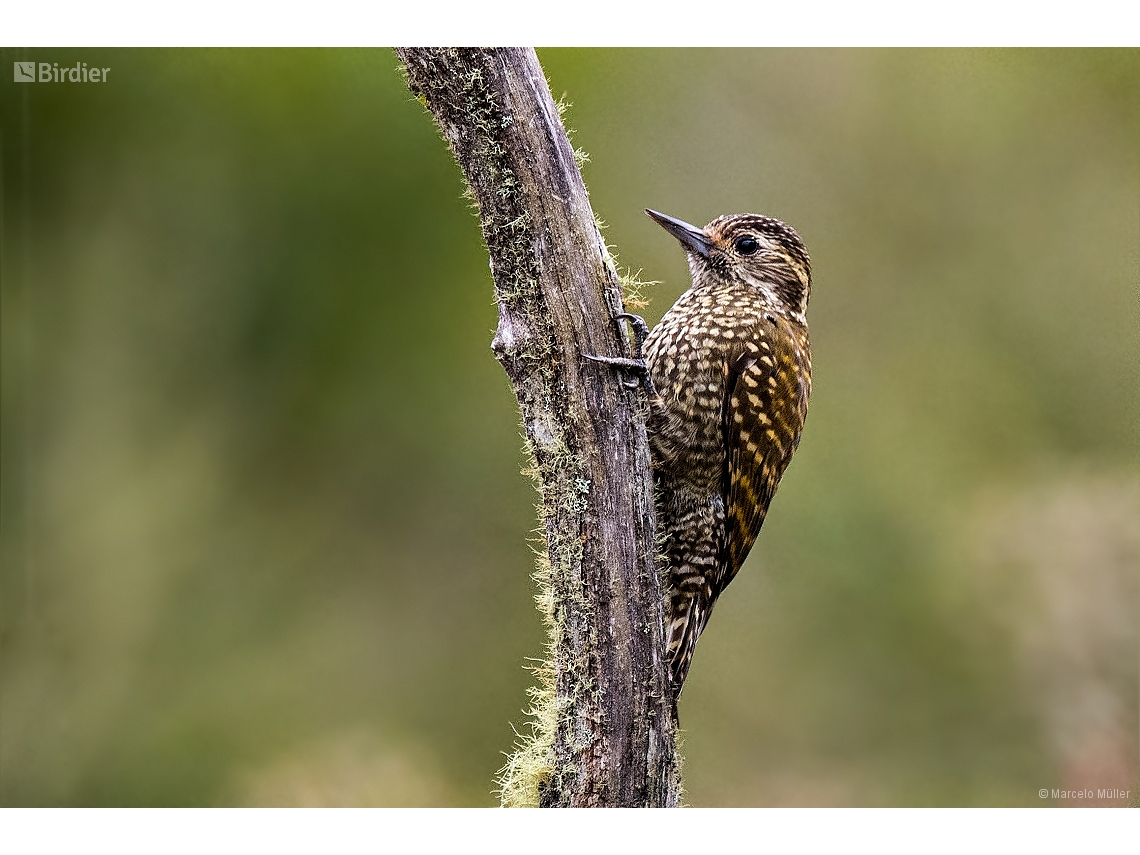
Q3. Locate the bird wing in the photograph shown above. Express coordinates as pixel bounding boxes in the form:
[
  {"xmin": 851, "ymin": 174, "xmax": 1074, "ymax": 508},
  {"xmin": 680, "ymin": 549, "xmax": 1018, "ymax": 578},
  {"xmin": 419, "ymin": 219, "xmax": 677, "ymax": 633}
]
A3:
[{"xmin": 717, "ymin": 316, "xmax": 810, "ymax": 595}]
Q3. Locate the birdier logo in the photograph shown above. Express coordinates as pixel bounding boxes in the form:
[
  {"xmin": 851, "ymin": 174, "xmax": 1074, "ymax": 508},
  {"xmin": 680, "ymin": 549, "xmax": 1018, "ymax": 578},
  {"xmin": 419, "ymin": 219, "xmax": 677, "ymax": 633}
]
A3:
[{"xmin": 13, "ymin": 62, "xmax": 110, "ymax": 83}]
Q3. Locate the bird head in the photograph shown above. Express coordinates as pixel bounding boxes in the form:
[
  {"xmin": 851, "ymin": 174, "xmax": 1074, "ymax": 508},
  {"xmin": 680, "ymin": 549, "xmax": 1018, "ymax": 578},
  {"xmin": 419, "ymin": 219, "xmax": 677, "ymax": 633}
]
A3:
[{"xmin": 646, "ymin": 209, "xmax": 812, "ymax": 320}]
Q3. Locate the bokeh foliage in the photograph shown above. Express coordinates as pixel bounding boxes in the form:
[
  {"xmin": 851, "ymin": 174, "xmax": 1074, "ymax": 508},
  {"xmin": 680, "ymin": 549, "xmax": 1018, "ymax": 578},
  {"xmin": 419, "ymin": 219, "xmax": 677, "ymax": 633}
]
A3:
[{"xmin": 2, "ymin": 48, "xmax": 1137, "ymax": 806}]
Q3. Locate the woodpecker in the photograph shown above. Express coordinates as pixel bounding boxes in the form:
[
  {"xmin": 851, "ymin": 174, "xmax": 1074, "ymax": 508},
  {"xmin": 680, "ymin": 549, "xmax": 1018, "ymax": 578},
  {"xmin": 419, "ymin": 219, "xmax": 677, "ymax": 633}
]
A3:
[{"xmin": 590, "ymin": 209, "xmax": 812, "ymax": 705}]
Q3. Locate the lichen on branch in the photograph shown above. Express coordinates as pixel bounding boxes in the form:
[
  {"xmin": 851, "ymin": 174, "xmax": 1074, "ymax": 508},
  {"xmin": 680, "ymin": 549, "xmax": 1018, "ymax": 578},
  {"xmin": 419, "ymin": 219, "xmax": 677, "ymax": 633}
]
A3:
[{"xmin": 396, "ymin": 47, "xmax": 678, "ymax": 808}]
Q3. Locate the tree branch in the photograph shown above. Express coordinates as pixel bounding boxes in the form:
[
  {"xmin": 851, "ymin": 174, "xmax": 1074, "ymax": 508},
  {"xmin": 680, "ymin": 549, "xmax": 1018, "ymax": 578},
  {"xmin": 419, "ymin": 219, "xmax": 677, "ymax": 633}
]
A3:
[{"xmin": 396, "ymin": 47, "xmax": 679, "ymax": 808}]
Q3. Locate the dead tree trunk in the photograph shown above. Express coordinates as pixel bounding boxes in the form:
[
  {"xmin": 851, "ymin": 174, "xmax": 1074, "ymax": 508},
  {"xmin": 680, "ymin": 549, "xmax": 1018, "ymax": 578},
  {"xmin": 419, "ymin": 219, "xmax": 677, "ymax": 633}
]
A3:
[{"xmin": 396, "ymin": 48, "xmax": 679, "ymax": 807}]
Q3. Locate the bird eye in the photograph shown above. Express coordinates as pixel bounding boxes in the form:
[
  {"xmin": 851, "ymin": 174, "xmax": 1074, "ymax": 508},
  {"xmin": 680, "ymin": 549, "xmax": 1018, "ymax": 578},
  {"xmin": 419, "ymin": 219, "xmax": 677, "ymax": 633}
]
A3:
[{"xmin": 734, "ymin": 236, "xmax": 759, "ymax": 255}]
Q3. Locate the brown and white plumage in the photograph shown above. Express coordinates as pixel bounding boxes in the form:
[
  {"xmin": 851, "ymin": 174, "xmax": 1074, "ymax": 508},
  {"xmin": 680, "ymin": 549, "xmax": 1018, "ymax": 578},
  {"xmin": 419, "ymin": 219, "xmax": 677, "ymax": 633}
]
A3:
[{"xmin": 641, "ymin": 210, "xmax": 812, "ymax": 702}]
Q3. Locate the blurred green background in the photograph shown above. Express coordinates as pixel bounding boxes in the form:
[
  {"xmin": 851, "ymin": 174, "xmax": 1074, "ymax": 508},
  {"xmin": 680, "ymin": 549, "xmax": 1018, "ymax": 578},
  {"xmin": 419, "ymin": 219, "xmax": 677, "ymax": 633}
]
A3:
[{"xmin": 1, "ymin": 49, "xmax": 1137, "ymax": 807}]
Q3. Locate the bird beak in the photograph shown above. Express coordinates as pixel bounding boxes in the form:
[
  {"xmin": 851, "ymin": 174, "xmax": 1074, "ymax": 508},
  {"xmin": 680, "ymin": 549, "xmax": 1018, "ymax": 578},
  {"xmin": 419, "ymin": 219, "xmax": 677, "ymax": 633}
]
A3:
[{"xmin": 645, "ymin": 209, "xmax": 713, "ymax": 259}]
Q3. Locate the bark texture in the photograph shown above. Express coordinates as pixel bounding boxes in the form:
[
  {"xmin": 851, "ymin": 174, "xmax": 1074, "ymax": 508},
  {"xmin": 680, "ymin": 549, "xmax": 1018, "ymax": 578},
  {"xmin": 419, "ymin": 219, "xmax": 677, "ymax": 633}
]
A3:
[{"xmin": 396, "ymin": 48, "xmax": 679, "ymax": 807}]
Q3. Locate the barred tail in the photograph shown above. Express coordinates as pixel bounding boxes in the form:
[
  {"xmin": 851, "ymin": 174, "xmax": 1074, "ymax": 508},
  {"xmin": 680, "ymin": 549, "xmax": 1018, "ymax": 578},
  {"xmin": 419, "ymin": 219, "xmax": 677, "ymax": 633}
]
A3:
[{"xmin": 667, "ymin": 588, "xmax": 712, "ymax": 703}]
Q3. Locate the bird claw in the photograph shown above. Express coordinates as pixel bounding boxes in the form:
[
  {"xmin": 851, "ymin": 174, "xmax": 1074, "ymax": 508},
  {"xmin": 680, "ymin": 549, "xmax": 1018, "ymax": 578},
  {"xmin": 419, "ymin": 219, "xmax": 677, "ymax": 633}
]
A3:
[{"xmin": 615, "ymin": 312, "xmax": 651, "ymax": 361}]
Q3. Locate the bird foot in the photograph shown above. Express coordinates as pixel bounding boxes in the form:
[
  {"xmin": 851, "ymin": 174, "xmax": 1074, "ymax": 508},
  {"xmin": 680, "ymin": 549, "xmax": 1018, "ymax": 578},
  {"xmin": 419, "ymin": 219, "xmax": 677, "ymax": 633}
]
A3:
[
  {"xmin": 583, "ymin": 353, "xmax": 655, "ymax": 394},
  {"xmin": 583, "ymin": 313, "xmax": 657, "ymax": 397}
]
